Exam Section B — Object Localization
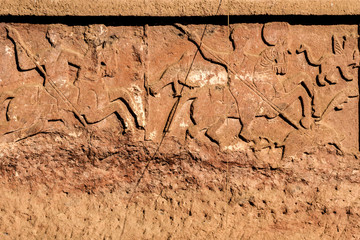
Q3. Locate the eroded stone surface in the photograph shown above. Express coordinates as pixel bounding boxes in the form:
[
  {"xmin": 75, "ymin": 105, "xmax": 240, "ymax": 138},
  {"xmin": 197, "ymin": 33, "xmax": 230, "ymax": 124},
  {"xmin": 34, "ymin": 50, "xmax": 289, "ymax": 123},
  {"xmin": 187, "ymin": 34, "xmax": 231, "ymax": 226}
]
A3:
[
  {"xmin": 2, "ymin": 0, "xmax": 360, "ymax": 16},
  {"xmin": 0, "ymin": 22, "xmax": 359, "ymax": 238}
]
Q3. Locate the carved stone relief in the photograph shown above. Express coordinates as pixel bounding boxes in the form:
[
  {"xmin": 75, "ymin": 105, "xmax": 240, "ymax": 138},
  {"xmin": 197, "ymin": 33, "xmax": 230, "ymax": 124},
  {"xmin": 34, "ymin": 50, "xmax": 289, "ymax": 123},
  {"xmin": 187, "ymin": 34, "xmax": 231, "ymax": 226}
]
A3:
[{"xmin": 0, "ymin": 22, "xmax": 358, "ymax": 160}]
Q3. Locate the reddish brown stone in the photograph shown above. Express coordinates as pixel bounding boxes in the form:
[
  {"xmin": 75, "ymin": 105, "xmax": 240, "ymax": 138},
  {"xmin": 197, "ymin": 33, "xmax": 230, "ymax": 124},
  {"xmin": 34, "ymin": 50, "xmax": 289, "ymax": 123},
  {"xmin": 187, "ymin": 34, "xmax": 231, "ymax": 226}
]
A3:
[{"xmin": 0, "ymin": 21, "xmax": 359, "ymax": 239}]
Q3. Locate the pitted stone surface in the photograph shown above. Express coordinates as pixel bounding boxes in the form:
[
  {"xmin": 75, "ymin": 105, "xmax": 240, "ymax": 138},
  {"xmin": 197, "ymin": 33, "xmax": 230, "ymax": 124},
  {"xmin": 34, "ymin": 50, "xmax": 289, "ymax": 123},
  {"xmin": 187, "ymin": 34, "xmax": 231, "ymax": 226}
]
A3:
[
  {"xmin": 0, "ymin": 17, "xmax": 359, "ymax": 239},
  {"xmin": 1, "ymin": 0, "xmax": 360, "ymax": 16}
]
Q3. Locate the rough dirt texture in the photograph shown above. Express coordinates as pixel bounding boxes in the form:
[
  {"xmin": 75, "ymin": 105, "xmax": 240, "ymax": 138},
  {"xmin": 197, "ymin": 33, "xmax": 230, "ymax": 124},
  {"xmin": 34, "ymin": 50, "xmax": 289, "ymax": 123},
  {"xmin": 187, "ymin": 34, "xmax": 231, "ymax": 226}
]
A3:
[
  {"xmin": 1, "ymin": 0, "xmax": 360, "ymax": 16},
  {"xmin": 0, "ymin": 21, "xmax": 360, "ymax": 239}
]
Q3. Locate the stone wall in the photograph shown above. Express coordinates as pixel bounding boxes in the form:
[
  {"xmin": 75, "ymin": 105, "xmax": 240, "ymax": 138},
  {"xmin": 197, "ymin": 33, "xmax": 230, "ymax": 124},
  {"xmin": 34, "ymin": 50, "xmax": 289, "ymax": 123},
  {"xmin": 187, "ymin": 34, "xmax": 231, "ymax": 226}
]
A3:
[
  {"xmin": 2, "ymin": 0, "xmax": 360, "ymax": 16},
  {"xmin": 0, "ymin": 1, "xmax": 359, "ymax": 239}
]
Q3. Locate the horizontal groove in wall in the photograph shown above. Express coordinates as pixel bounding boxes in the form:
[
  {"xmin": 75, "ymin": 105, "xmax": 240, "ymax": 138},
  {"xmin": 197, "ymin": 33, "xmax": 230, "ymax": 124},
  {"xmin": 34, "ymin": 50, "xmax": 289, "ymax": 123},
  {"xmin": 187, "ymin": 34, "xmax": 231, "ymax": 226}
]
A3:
[{"xmin": 0, "ymin": 15, "xmax": 360, "ymax": 26}]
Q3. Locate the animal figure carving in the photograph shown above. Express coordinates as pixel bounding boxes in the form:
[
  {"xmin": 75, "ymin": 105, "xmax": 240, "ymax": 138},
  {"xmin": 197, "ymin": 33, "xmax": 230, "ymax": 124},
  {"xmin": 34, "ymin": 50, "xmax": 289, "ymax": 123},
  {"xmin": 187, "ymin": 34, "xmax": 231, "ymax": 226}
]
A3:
[
  {"xmin": 1, "ymin": 25, "xmax": 145, "ymax": 141},
  {"xmin": 175, "ymin": 22, "xmax": 315, "ymax": 151},
  {"xmin": 297, "ymin": 34, "xmax": 359, "ymax": 86},
  {"xmin": 296, "ymin": 34, "xmax": 359, "ymax": 120},
  {"xmin": 148, "ymin": 52, "xmax": 238, "ymax": 147}
]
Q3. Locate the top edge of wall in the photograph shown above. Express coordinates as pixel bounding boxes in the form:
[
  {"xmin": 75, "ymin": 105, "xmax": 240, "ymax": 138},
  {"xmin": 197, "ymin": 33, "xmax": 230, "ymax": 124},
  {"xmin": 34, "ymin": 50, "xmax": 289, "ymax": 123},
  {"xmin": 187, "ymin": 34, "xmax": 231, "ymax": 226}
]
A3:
[{"xmin": 0, "ymin": 0, "xmax": 360, "ymax": 17}]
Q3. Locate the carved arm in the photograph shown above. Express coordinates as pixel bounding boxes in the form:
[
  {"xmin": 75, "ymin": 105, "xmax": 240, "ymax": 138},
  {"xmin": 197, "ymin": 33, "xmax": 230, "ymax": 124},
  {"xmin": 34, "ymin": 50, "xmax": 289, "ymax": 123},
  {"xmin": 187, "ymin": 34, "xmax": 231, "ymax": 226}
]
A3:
[
  {"xmin": 174, "ymin": 23, "xmax": 231, "ymax": 69},
  {"xmin": 296, "ymin": 43, "xmax": 324, "ymax": 66},
  {"xmin": 5, "ymin": 25, "xmax": 39, "ymax": 70}
]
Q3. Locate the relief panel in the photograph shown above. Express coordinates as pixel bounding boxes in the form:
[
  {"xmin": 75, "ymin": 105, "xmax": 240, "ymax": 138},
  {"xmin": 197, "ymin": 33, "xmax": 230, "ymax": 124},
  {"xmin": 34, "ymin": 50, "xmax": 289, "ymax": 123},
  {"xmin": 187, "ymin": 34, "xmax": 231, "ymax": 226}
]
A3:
[{"xmin": 0, "ymin": 22, "xmax": 358, "ymax": 161}]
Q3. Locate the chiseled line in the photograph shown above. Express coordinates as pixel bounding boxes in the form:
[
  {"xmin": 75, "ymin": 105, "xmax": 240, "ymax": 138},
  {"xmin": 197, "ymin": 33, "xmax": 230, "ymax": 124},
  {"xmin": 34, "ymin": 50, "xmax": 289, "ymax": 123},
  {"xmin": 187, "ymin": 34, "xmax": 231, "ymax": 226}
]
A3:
[{"xmin": 120, "ymin": 1, "xmax": 224, "ymax": 238}]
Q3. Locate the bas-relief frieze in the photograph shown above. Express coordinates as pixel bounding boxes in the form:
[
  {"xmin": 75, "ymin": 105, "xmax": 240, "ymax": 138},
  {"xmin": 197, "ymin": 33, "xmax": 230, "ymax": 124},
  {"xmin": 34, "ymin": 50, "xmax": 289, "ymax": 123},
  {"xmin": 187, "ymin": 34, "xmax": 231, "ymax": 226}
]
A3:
[{"xmin": 0, "ymin": 23, "xmax": 358, "ymax": 159}]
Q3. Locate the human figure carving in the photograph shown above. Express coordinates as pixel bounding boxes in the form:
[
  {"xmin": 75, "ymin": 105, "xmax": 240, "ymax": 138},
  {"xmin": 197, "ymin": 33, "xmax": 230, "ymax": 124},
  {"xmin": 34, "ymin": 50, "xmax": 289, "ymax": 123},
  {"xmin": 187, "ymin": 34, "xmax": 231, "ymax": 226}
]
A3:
[
  {"xmin": 0, "ymin": 25, "xmax": 70, "ymax": 140},
  {"xmin": 251, "ymin": 23, "xmax": 314, "ymax": 130},
  {"xmin": 2, "ymin": 24, "xmax": 144, "ymax": 141},
  {"xmin": 175, "ymin": 22, "xmax": 315, "ymax": 150},
  {"xmin": 281, "ymin": 33, "xmax": 360, "ymax": 157},
  {"xmin": 74, "ymin": 25, "xmax": 145, "ymax": 133},
  {"xmin": 296, "ymin": 34, "xmax": 359, "ymax": 119},
  {"xmin": 148, "ymin": 52, "xmax": 238, "ymax": 147},
  {"xmin": 148, "ymin": 52, "xmax": 201, "ymax": 98},
  {"xmin": 297, "ymin": 34, "xmax": 359, "ymax": 86},
  {"xmin": 0, "ymin": 84, "xmax": 60, "ymax": 141}
]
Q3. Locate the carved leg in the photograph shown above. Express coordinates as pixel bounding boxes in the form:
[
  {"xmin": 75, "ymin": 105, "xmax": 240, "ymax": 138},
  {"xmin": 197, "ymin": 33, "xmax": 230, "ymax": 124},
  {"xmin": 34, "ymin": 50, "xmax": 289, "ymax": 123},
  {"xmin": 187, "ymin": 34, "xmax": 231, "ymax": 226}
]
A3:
[
  {"xmin": 45, "ymin": 104, "xmax": 67, "ymax": 125},
  {"xmin": 299, "ymin": 73, "xmax": 314, "ymax": 97},
  {"xmin": 148, "ymin": 80, "xmax": 162, "ymax": 96},
  {"xmin": 173, "ymin": 78, "xmax": 182, "ymax": 97},
  {"xmin": 0, "ymin": 108, "xmax": 25, "ymax": 136},
  {"xmin": 108, "ymin": 88, "xmax": 145, "ymax": 128},
  {"xmin": 284, "ymin": 72, "xmax": 314, "ymax": 97},
  {"xmin": 296, "ymin": 44, "xmax": 323, "ymax": 66},
  {"xmin": 205, "ymin": 116, "xmax": 226, "ymax": 145},
  {"xmin": 325, "ymin": 71, "xmax": 339, "ymax": 84},
  {"xmin": 83, "ymin": 101, "xmax": 135, "ymax": 133},
  {"xmin": 288, "ymin": 74, "xmax": 316, "ymax": 126},
  {"xmin": 288, "ymin": 74, "xmax": 318, "ymax": 124},
  {"xmin": 0, "ymin": 122, "xmax": 15, "ymax": 136},
  {"xmin": 238, "ymin": 112, "xmax": 254, "ymax": 142},
  {"xmin": 312, "ymin": 88, "xmax": 321, "ymax": 118},
  {"xmin": 317, "ymin": 72, "xmax": 327, "ymax": 86},
  {"xmin": 339, "ymin": 65, "xmax": 355, "ymax": 81},
  {"xmin": 186, "ymin": 124, "xmax": 201, "ymax": 139},
  {"xmin": 252, "ymin": 137, "xmax": 272, "ymax": 151},
  {"xmin": 0, "ymin": 91, "xmax": 15, "ymax": 103},
  {"xmin": 277, "ymin": 86, "xmax": 313, "ymax": 129},
  {"xmin": 319, "ymin": 90, "xmax": 354, "ymax": 121},
  {"xmin": 16, "ymin": 119, "xmax": 46, "ymax": 141}
]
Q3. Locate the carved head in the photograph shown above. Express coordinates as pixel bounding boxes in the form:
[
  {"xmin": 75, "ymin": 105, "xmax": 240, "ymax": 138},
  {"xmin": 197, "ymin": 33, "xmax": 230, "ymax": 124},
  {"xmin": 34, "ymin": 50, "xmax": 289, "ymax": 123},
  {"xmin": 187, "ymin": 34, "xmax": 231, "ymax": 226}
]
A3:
[
  {"xmin": 345, "ymin": 34, "xmax": 360, "ymax": 62},
  {"xmin": 46, "ymin": 26, "xmax": 67, "ymax": 47},
  {"xmin": 84, "ymin": 24, "xmax": 108, "ymax": 47},
  {"xmin": 262, "ymin": 22, "xmax": 290, "ymax": 46},
  {"xmin": 335, "ymin": 34, "xmax": 359, "ymax": 59},
  {"xmin": 261, "ymin": 22, "xmax": 291, "ymax": 75},
  {"xmin": 230, "ymin": 25, "xmax": 250, "ymax": 50}
]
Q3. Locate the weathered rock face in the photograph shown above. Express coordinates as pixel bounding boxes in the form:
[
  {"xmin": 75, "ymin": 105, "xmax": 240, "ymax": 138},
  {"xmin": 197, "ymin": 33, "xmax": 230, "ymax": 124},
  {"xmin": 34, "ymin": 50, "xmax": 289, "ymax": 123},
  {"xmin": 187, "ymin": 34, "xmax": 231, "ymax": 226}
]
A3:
[{"xmin": 0, "ymin": 20, "xmax": 359, "ymax": 239}]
